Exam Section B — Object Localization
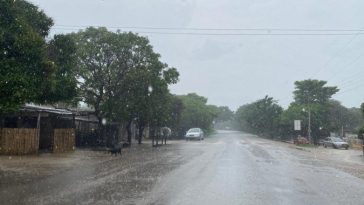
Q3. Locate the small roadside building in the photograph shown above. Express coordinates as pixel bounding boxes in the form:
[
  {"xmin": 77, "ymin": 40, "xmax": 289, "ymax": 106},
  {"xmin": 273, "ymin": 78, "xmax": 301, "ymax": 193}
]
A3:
[
  {"xmin": 0, "ymin": 104, "xmax": 75, "ymax": 155},
  {"xmin": 72, "ymin": 110, "xmax": 99, "ymax": 147},
  {"xmin": 71, "ymin": 108, "xmax": 123, "ymax": 147}
]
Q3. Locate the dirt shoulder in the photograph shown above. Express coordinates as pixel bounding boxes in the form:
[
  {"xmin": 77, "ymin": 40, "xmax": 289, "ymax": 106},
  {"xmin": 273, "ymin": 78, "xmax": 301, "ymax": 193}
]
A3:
[
  {"xmin": 247, "ymin": 134, "xmax": 364, "ymax": 180},
  {"xmin": 290, "ymin": 144, "xmax": 364, "ymax": 179}
]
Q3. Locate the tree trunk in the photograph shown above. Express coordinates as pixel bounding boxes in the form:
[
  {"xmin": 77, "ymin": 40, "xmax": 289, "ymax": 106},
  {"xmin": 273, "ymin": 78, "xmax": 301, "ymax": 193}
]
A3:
[
  {"xmin": 155, "ymin": 128, "xmax": 159, "ymax": 146},
  {"xmin": 97, "ymin": 117, "xmax": 104, "ymax": 146},
  {"xmin": 138, "ymin": 125, "xmax": 144, "ymax": 144},
  {"xmin": 126, "ymin": 120, "xmax": 132, "ymax": 145},
  {"xmin": 151, "ymin": 127, "xmax": 155, "ymax": 146}
]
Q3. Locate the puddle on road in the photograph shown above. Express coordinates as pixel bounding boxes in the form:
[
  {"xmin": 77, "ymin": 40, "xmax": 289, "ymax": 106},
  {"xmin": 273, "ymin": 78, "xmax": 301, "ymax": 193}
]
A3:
[{"xmin": 0, "ymin": 142, "xmax": 203, "ymax": 204}]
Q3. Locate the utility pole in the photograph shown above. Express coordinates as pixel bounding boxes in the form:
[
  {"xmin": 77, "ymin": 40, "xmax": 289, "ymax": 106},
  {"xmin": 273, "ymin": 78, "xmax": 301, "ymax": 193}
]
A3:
[
  {"xmin": 308, "ymin": 109, "xmax": 312, "ymax": 144},
  {"xmin": 303, "ymin": 107, "xmax": 312, "ymax": 144}
]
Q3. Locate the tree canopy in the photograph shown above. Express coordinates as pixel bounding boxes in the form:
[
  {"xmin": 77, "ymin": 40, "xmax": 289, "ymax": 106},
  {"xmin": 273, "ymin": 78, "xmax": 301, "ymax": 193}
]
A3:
[
  {"xmin": 293, "ymin": 79, "xmax": 339, "ymax": 105},
  {"xmin": 42, "ymin": 34, "xmax": 78, "ymax": 104},
  {"xmin": 0, "ymin": 0, "xmax": 77, "ymax": 113},
  {"xmin": 234, "ymin": 80, "xmax": 360, "ymax": 143},
  {"xmin": 215, "ymin": 106, "xmax": 234, "ymax": 122},
  {"xmin": 176, "ymin": 93, "xmax": 218, "ymax": 136},
  {"xmin": 1, "ymin": 0, "xmax": 52, "ymax": 112},
  {"xmin": 235, "ymin": 95, "xmax": 283, "ymax": 138},
  {"xmin": 70, "ymin": 27, "xmax": 179, "ymax": 143}
]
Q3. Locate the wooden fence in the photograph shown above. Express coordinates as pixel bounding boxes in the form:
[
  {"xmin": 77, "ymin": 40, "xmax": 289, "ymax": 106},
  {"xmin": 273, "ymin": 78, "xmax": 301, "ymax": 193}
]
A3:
[
  {"xmin": 0, "ymin": 128, "xmax": 39, "ymax": 155},
  {"xmin": 53, "ymin": 129, "xmax": 75, "ymax": 153}
]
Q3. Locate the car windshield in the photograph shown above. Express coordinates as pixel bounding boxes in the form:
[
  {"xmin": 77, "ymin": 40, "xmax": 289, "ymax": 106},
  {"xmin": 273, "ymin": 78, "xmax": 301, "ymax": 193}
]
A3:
[
  {"xmin": 333, "ymin": 138, "xmax": 343, "ymax": 142},
  {"xmin": 2, "ymin": 1, "xmax": 364, "ymax": 204},
  {"xmin": 188, "ymin": 128, "xmax": 200, "ymax": 132}
]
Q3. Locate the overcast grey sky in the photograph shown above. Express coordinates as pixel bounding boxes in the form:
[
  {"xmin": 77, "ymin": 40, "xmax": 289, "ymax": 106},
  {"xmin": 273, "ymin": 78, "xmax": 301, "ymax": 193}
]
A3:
[{"xmin": 30, "ymin": 0, "xmax": 364, "ymax": 110}]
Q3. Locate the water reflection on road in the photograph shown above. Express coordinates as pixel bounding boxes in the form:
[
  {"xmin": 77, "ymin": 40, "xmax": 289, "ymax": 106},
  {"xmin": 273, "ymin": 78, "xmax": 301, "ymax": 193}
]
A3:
[{"xmin": 1, "ymin": 131, "xmax": 364, "ymax": 205}]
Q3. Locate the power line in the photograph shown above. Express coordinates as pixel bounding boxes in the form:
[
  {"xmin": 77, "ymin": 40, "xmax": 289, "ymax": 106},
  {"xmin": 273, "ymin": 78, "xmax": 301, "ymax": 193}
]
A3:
[
  {"xmin": 329, "ymin": 69, "xmax": 364, "ymax": 89},
  {"xmin": 311, "ymin": 27, "xmax": 363, "ymax": 78},
  {"xmin": 51, "ymin": 27, "xmax": 364, "ymax": 36},
  {"xmin": 54, "ymin": 24, "xmax": 364, "ymax": 32},
  {"xmin": 51, "ymin": 25, "xmax": 364, "ymax": 36},
  {"xmin": 325, "ymin": 52, "xmax": 364, "ymax": 82},
  {"xmin": 335, "ymin": 82, "xmax": 364, "ymax": 96},
  {"xmin": 109, "ymin": 32, "xmax": 364, "ymax": 36},
  {"xmin": 337, "ymin": 75, "xmax": 364, "ymax": 89}
]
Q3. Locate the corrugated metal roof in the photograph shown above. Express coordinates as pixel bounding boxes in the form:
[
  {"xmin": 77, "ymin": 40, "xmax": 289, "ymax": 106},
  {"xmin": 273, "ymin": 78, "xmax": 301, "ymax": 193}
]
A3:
[{"xmin": 21, "ymin": 104, "xmax": 73, "ymax": 115}]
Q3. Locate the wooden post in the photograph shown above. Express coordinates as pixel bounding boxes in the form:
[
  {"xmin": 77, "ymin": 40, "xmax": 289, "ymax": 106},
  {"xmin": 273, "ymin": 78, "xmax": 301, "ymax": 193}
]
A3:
[
  {"xmin": 72, "ymin": 114, "xmax": 76, "ymax": 129},
  {"xmin": 35, "ymin": 112, "xmax": 41, "ymax": 152},
  {"xmin": 0, "ymin": 114, "xmax": 4, "ymax": 128},
  {"xmin": 72, "ymin": 114, "xmax": 76, "ymax": 149},
  {"xmin": 0, "ymin": 115, "xmax": 3, "ymax": 151}
]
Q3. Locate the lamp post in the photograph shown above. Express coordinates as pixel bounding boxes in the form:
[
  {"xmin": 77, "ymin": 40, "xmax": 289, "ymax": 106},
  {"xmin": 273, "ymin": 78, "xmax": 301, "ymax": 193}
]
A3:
[
  {"xmin": 303, "ymin": 108, "xmax": 312, "ymax": 144},
  {"xmin": 319, "ymin": 126, "xmax": 322, "ymax": 140}
]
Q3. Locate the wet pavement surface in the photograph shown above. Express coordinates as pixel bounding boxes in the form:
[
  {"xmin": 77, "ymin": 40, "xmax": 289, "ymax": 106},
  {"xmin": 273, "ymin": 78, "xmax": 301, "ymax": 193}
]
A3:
[{"xmin": 1, "ymin": 131, "xmax": 364, "ymax": 205}]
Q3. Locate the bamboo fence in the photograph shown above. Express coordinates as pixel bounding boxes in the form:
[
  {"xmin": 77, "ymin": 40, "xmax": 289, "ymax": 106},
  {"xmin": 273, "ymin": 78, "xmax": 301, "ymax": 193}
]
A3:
[
  {"xmin": 0, "ymin": 128, "xmax": 38, "ymax": 155},
  {"xmin": 52, "ymin": 128, "xmax": 75, "ymax": 153}
]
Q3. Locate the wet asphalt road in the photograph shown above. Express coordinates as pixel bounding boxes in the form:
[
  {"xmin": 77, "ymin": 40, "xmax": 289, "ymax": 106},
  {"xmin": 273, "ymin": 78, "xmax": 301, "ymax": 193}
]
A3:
[
  {"xmin": 140, "ymin": 131, "xmax": 364, "ymax": 205},
  {"xmin": 1, "ymin": 130, "xmax": 364, "ymax": 205}
]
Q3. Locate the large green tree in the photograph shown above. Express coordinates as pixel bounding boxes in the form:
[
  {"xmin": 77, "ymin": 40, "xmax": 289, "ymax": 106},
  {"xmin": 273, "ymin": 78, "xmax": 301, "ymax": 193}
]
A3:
[
  {"xmin": 70, "ymin": 27, "xmax": 122, "ymax": 127},
  {"xmin": 279, "ymin": 103, "xmax": 328, "ymax": 140},
  {"xmin": 235, "ymin": 96, "xmax": 283, "ymax": 138},
  {"xmin": 106, "ymin": 32, "xmax": 179, "ymax": 145},
  {"xmin": 0, "ymin": 0, "xmax": 77, "ymax": 113},
  {"xmin": 42, "ymin": 34, "xmax": 78, "ymax": 104},
  {"xmin": 165, "ymin": 95, "xmax": 184, "ymax": 136},
  {"xmin": 71, "ymin": 27, "xmax": 179, "ymax": 144},
  {"xmin": 176, "ymin": 93, "xmax": 218, "ymax": 137},
  {"xmin": 281, "ymin": 79, "xmax": 341, "ymax": 143},
  {"xmin": 0, "ymin": 0, "xmax": 53, "ymax": 113},
  {"xmin": 279, "ymin": 103, "xmax": 305, "ymax": 139},
  {"xmin": 293, "ymin": 79, "xmax": 339, "ymax": 105},
  {"xmin": 121, "ymin": 65, "xmax": 179, "ymax": 144}
]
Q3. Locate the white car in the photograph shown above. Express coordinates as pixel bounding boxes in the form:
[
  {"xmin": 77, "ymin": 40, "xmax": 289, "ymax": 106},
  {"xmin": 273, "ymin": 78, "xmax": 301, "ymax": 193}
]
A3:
[
  {"xmin": 185, "ymin": 128, "xmax": 204, "ymax": 141},
  {"xmin": 323, "ymin": 137, "xmax": 349, "ymax": 149}
]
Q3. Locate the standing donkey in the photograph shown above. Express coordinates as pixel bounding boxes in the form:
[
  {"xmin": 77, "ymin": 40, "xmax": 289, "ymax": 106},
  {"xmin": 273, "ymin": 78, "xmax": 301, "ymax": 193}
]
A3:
[{"xmin": 160, "ymin": 127, "xmax": 171, "ymax": 145}]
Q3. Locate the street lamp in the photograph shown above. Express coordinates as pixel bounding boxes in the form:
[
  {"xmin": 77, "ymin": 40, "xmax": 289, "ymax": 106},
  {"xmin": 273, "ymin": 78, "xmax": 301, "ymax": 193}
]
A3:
[
  {"xmin": 302, "ymin": 108, "xmax": 312, "ymax": 144},
  {"xmin": 319, "ymin": 126, "xmax": 323, "ymax": 139}
]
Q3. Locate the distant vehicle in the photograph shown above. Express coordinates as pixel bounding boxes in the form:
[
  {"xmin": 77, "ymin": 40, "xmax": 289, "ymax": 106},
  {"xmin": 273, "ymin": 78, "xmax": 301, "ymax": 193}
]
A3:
[
  {"xmin": 323, "ymin": 137, "xmax": 349, "ymax": 149},
  {"xmin": 185, "ymin": 128, "xmax": 204, "ymax": 141},
  {"xmin": 294, "ymin": 136, "xmax": 309, "ymax": 145}
]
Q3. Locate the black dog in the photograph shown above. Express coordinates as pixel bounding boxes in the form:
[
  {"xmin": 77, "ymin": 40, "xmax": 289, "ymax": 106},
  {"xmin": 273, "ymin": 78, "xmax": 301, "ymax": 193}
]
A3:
[{"xmin": 109, "ymin": 145, "xmax": 122, "ymax": 156}]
